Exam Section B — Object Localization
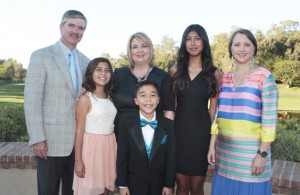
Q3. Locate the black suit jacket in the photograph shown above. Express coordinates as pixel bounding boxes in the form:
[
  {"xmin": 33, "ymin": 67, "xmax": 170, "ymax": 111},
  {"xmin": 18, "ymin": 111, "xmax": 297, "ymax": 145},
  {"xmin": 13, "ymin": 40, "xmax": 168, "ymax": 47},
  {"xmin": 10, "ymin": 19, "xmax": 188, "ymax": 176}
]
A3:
[{"xmin": 116, "ymin": 112, "xmax": 176, "ymax": 195}]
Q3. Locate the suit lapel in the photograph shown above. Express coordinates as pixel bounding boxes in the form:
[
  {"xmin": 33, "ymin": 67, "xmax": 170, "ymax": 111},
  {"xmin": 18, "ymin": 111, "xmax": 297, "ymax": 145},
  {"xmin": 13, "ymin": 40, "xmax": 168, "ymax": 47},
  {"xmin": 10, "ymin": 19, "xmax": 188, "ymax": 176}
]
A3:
[
  {"xmin": 149, "ymin": 125, "xmax": 166, "ymax": 162},
  {"xmin": 52, "ymin": 42, "xmax": 76, "ymax": 97},
  {"xmin": 129, "ymin": 124, "xmax": 148, "ymax": 159}
]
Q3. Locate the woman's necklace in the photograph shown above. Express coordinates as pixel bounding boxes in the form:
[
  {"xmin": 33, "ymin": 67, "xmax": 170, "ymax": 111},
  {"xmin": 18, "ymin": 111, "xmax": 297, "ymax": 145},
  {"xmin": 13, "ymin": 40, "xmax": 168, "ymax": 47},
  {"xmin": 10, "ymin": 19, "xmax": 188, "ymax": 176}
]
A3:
[{"xmin": 131, "ymin": 67, "xmax": 153, "ymax": 82}]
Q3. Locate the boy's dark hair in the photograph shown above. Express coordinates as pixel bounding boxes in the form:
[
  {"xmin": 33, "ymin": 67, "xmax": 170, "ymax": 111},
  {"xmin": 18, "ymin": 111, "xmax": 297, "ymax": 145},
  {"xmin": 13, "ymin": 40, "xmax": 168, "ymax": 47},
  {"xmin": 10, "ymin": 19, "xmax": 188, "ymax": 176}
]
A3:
[{"xmin": 134, "ymin": 80, "xmax": 160, "ymax": 98}]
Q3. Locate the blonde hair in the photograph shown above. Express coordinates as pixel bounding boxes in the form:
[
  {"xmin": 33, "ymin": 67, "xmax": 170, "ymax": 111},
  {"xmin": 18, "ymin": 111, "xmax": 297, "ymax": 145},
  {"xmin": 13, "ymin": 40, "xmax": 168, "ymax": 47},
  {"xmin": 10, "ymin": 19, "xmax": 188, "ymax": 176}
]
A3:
[{"xmin": 127, "ymin": 32, "xmax": 155, "ymax": 69}]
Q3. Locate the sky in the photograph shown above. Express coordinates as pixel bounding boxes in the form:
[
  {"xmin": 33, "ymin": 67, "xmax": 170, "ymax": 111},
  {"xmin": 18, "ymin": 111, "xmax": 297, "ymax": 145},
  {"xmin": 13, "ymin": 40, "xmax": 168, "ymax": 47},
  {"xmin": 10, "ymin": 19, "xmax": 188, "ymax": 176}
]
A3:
[{"xmin": 1, "ymin": 0, "xmax": 299, "ymax": 69}]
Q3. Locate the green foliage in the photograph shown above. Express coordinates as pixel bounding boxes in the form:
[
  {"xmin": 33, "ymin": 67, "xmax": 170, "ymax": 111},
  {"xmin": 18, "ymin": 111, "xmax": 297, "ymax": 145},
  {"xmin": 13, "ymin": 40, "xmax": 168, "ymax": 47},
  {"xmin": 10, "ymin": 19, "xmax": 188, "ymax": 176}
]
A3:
[
  {"xmin": 0, "ymin": 103, "xmax": 28, "ymax": 142},
  {"xmin": 154, "ymin": 35, "xmax": 178, "ymax": 72},
  {"xmin": 273, "ymin": 60, "xmax": 300, "ymax": 86},
  {"xmin": 113, "ymin": 52, "xmax": 128, "ymax": 69},
  {"xmin": 272, "ymin": 118, "xmax": 300, "ymax": 162},
  {"xmin": 100, "ymin": 53, "xmax": 115, "ymax": 65},
  {"xmin": 99, "ymin": 52, "xmax": 129, "ymax": 69},
  {"xmin": 211, "ymin": 33, "xmax": 230, "ymax": 72},
  {"xmin": 0, "ymin": 59, "xmax": 26, "ymax": 81},
  {"xmin": 211, "ymin": 20, "xmax": 300, "ymax": 79}
]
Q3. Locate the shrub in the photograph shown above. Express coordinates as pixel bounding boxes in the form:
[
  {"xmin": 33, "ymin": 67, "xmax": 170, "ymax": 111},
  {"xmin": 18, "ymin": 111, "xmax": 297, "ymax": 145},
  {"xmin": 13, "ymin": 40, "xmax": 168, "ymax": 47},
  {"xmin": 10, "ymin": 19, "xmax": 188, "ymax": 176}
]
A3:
[
  {"xmin": 272, "ymin": 118, "xmax": 300, "ymax": 162},
  {"xmin": 273, "ymin": 60, "xmax": 300, "ymax": 87},
  {"xmin": 0, "ymin": 103, "xmax": 28, "ymax": 141}
]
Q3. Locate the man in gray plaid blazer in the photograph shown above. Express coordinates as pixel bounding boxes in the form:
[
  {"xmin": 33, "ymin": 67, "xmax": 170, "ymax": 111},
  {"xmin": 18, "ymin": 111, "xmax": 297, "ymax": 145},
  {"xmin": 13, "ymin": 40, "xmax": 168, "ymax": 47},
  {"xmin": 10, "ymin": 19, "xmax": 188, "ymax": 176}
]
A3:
[{"xmin": 24, "ymin": 10, "xmax": 90, "ymax": 195}]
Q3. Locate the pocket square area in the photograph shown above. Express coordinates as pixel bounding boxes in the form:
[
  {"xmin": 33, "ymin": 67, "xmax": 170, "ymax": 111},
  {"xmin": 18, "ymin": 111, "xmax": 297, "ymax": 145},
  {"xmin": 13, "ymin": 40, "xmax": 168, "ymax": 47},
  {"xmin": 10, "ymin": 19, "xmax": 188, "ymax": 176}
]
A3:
[{"xmin": 161, "ymin": 135, "xmax": 167, "ymax": 144}]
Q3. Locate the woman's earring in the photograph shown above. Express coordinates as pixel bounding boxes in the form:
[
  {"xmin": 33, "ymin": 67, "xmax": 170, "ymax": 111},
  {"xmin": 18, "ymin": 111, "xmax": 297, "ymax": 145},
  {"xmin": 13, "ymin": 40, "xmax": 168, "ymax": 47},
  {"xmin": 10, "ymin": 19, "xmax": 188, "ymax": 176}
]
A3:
[{"xmin": 249, "ymin": 56, "xmax": 254, "ymax": 68}]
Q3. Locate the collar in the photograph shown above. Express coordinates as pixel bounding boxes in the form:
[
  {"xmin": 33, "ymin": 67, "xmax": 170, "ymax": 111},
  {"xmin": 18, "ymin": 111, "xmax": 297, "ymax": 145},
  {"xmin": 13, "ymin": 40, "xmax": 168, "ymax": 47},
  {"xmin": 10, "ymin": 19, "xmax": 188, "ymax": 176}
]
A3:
[
  {"xmin": 139, "ymin": 111, "xmax": 156, "ymax": 122},
  {"xmin": 58, "ymin": 40, "xmax": 77, "ymax": 59}
]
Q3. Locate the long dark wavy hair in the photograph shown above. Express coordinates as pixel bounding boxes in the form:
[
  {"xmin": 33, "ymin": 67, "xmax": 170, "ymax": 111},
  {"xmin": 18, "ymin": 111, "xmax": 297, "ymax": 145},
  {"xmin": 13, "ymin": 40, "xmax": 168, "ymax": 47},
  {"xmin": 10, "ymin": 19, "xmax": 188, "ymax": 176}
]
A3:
[
  {"xmin": 172, "ymin": 24, "xmax": 217, "ymax": 97},
  {"xmin": 82, "ymin": 57, "xmax": 114, "ymax": 97}
]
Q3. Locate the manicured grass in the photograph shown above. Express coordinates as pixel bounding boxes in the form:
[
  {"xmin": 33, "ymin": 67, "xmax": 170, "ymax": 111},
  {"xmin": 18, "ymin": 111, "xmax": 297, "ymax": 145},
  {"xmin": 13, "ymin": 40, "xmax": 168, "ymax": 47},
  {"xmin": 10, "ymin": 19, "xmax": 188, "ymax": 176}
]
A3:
[
  {"xmin": 0, "ymin": 82, "xmax": 24, "ymax": 104},
  {"xmin": 277, "ymin": 84, "xmax": 300, "ymax": 111},
  {"xmin": 0, "ymin": 82, "xmax": 299, "ymax": 111}
]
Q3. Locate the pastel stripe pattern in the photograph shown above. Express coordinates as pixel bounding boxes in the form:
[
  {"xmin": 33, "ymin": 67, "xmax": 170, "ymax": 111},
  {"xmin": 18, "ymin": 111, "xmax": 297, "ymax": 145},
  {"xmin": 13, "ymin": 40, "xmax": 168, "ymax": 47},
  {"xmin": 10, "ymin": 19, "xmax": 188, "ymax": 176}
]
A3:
[{"xmin": 211, "ymin": 67, "xmax": 278, "ymax": 183}]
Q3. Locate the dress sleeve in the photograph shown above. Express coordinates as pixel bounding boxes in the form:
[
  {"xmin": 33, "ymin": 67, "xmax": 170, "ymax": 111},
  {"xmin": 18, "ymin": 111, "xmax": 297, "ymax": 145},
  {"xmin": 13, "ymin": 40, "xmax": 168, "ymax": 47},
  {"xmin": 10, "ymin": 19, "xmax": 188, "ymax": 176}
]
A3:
[
  {"xmin": 261, "ymin": 73, "xmax": 279, "ymax": 142},
  {"xmin": 160, "ymin": 74, "xmax": 175, "ymax": 112}
]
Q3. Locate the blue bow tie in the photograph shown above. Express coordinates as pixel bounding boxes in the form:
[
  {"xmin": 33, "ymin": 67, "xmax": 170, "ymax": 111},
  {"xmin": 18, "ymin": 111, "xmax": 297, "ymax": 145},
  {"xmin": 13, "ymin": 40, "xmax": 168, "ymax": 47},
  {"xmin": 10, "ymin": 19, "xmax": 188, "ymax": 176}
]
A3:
[{"xmin": 140, "ymin": 118, "xmax": 158, "ymax": 129}]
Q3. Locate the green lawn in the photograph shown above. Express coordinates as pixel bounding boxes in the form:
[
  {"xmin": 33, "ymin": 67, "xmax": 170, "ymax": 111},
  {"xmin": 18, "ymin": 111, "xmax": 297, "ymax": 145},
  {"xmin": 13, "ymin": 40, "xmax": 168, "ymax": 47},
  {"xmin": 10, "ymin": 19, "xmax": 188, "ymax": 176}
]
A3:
[
  {"xmin": 0, "ymin": 82, "xmax": 300, "ymax": 111},
  {"xmin": 0, "ymin": 82, "xmax": 24, "ymax": 104},
  {"xmin": 277, "ymin": 84, "xmax": 300, "ymax": 111}
]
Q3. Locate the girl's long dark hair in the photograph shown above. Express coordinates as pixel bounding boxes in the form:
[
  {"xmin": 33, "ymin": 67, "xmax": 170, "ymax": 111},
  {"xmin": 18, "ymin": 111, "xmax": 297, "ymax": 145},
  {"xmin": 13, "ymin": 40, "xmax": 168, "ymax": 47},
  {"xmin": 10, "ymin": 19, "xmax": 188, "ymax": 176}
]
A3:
[
  {"xmin": 82, "ymin": 57, "xmax": 114, "ymax": 97},
  {"xmin": 172, "ymin": 24, "xmax": 217, "ymax": 97}
]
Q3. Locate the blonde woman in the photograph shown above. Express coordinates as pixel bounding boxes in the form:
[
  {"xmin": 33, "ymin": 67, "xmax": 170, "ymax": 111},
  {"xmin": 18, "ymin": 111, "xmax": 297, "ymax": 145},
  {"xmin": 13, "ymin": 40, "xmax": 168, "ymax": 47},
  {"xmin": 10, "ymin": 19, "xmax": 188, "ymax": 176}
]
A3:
[{"xmin": 112, "ymin": 32, "xmax": 175, "ymax": 140}]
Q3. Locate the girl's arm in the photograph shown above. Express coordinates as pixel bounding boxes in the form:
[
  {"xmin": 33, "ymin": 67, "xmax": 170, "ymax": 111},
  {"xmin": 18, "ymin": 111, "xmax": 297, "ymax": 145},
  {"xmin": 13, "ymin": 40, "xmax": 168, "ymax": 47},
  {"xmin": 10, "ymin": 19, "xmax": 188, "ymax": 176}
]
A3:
[
  {"xmin": 207, "ymin": 69, "xmax": 222, "ymax": 165},
  {"xmin": 163, "ymin": 63, "xmax": 177, "ymax": 120},
  {"xmin": 74, "ymin": 95, "xmax": 91, "ymax": 178},
  {"xmin": 208, "ymin": 134, "xmax": 217, "ymax": 165},
  {"xmin": 208, "ymin": 69, "xmax": 222, "ymax": 122}
]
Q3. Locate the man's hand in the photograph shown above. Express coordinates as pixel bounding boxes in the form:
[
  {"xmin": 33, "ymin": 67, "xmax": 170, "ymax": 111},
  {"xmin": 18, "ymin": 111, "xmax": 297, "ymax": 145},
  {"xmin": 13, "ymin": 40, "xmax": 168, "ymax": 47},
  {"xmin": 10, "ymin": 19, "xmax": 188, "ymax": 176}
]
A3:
[
  {"xmin": 78, "ymin": 88, "xmax": 87, "ymax": 98},
  {"xmin": 33, "ymin": 140, "xmax": 48, "ymax": 160}
]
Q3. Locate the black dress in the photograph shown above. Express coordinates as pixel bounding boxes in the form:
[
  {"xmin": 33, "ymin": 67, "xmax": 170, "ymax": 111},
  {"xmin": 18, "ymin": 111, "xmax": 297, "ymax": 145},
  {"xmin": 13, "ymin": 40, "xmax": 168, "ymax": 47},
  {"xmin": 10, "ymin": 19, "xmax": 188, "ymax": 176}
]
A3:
[
  {"xmin": 175, "ymin": 71, "xmax": 212, "ymax": 176},
  {"xmin": 112, "ymin": 66, "xmax": 175, "ymax": 139}
]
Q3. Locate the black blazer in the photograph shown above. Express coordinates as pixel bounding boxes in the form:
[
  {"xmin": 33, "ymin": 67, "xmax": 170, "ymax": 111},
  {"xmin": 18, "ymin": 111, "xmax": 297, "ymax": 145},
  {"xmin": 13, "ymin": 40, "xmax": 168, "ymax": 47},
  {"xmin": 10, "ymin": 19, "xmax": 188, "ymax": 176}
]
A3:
[{"xmin": 116, "ymin": 112, "xmax": 176, "ymax": 195}]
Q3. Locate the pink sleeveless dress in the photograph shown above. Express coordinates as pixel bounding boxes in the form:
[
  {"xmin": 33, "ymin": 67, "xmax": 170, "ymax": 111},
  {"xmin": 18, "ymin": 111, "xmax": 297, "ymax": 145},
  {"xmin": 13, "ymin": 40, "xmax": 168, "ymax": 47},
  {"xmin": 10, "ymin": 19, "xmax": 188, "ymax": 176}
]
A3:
[{"xmin": 73, "ymin": 92, "xmax": 117, "ymax": 195}]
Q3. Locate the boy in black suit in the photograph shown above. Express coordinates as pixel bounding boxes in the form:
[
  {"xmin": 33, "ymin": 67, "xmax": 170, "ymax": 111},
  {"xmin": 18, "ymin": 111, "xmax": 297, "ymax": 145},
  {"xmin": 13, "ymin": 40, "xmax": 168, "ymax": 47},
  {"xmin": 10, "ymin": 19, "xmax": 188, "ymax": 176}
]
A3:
[{"xmin": 116, "ymin": 80, "xmax": 175, "ymax": 195}]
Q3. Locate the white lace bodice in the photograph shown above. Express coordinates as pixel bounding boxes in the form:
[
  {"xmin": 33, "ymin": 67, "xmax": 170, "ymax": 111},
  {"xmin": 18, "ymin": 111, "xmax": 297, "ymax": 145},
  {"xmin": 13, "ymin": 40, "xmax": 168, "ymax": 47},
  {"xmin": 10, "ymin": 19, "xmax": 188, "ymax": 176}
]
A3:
[{"xmin": 85, "ymin": 92, "xmax": 117, "ymax": 135}]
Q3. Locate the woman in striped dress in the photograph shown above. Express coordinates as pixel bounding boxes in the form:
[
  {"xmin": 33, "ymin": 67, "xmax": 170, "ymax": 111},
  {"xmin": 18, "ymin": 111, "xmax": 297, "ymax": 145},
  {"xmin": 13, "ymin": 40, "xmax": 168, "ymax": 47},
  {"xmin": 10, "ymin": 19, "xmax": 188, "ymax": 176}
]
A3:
[{"xmin": 207, "ymin": 29, "xmax": 279, "ymax": 195}]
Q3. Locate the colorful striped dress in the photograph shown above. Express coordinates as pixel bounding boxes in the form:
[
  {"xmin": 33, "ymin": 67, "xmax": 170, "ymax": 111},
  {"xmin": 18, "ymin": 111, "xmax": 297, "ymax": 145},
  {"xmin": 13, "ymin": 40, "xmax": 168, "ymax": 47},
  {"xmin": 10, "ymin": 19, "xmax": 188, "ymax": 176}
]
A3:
[{"xmin": 211, "ymin": 67, "xmax": 278, "ymax": 186}]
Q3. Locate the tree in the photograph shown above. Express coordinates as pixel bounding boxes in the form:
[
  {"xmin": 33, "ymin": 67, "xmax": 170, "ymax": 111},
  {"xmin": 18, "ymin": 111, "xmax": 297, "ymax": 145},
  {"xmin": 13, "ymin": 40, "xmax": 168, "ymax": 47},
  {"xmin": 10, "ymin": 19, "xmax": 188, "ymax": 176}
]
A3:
[
  {"xmin": 211, "ymin": 33, "xmax": 230, "ymax": 72},
  {"xmin": 273, "ymin": 60, "xmax": 300, "ymax": 87},
  {"xmin": 154, "ymin": 35, "xmax": 178, "ymax": 72},
  {"xmin": 0, "ymin": 63, "xmax": 13, "ymax": 80},
  {"xmin": 100, "ymin": 52, "xmax": 117, "ymax": 68},
  {"xmin": 210, "ymin": 21, "xmax": 300, "ymax": 75},
  {"xmin": 114, "ymin": 52, "xmax": 128, "ymax": 69},
  {"xmin": 286, "ymin": 30, "xmax": 300, "ymax": 61},
  {"xmin": 0, "ymin": 59, "xmax": 25, "ymax": 81},
  {"xmin": 266, "ymin": 20, "xmax": 300, "ymax": 60},
  {"xmin": 0, "ymin": 59, "xmax": 5, "ymax": 65}
]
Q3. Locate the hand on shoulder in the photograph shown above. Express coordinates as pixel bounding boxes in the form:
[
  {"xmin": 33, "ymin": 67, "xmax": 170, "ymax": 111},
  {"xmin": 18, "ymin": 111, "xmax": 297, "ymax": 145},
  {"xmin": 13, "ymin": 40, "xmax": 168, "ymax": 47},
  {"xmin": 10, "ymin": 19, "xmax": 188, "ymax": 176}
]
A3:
[
  {"xmin": 214, "ymin": 69, "xmax": 223, "ymax": 80},
  {"xmin": 78, "ymin": 87, "xmax": 87, "ymax": 99}
]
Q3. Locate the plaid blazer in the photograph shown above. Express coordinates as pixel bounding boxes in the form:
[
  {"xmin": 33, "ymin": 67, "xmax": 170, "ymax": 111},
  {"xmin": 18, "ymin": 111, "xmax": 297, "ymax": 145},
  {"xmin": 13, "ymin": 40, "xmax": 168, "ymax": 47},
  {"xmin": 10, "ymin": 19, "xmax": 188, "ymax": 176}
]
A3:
[{"xmin": 24, "ymin": 42, "xmax": 90, "ymax": 156}]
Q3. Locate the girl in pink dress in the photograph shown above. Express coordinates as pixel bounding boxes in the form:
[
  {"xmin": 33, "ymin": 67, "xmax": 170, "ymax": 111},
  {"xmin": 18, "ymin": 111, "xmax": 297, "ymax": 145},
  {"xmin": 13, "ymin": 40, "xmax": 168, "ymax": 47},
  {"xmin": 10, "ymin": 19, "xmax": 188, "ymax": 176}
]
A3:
[{"xmin": 73, "ymin": 57, "xmax": 117, "ymax": 195}]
